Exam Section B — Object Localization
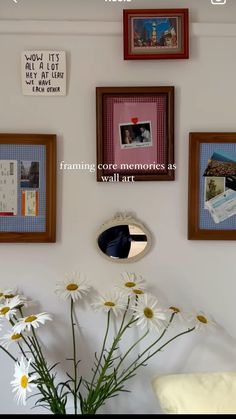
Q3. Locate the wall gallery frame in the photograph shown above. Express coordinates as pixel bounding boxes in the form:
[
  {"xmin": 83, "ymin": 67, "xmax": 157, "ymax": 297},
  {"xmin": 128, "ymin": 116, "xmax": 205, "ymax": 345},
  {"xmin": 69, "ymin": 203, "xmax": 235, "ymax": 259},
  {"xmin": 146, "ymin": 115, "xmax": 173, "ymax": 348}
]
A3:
[
  {"xmin": 96, "ymin": 86, "xmax": 175, "ymax": 182},
  {"xmin": 188, "ymin": 133, "xmax": 236, "ymax": 240},
  {"xmin": 123, "ymin": 9, "xmax": 189, "ymax": 60},
  {"xmin": 0, "ymin": 134, "xmax": 56, "ymax": 243}
]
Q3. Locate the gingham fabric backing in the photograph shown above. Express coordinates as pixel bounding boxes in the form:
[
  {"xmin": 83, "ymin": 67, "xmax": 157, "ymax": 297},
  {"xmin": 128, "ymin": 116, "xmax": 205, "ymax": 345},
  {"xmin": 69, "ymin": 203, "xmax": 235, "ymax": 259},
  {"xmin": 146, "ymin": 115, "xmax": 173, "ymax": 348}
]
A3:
[
  {"xmin": 104, "ymin": 95, "xmax": 167, "ymax": 174},
  {"xmin": 200, "ymin": 143, "xmax": 236, "ymax": 230},
  {"xmin": 0, "ymin": 144, "xmax": 46, "ymax": 232}
]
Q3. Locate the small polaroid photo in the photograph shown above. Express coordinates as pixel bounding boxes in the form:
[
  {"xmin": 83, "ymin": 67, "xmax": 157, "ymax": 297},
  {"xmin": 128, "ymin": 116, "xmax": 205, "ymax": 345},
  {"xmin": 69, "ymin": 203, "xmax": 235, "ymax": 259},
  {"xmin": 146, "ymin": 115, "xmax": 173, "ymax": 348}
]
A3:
[
  {"xmin": 204, "ymin": 177, "xmax": 225, "ymax": 208},
  {"xmin": 119, "ymin": 121, "xmax": 153, "ymax": 149},
  {"xmin": 20, "ymin": 161, "xmax": 39, "ymax": 188}
]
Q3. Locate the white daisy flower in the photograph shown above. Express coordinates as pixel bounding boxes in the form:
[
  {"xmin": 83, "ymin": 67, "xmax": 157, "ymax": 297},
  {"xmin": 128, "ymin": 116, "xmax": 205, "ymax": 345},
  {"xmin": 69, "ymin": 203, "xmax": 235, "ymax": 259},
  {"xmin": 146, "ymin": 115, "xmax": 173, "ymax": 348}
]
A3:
[
  {"xmin": 0, "ymin": 296, "xmax": 23, "ymax": 320},
  {"xmin": 132, "ymin": 294, "xmax": 169, "ymax": 332},
  {"xmin": 11, "ymin": 357, "xmax": 37, "ymax": 406},
  {"xmin": 13, "ymin": 313, "xmax": 52, "ymax": 334},
  {"xmin": 168, "ymin": 306, "xmax": 188, "ymax": 323},
  {"xmin": 193, "ymin": 312, "xmax": 217, "ymax": 331},
  {"xmin": 5, "ymin": 290, "xmax": 32, "ymax": 308},
  {"xmin": 2, "ymin": 288, "xmax": 18, "ymax": 300},
  {"xmin": 117, "ymin": 272, "xmax": 146, "ymax": 296},
  {"xmin": 92, "ymin": 292, "xmax": 126, "ymax": 317},
  {"xmin": 169, "ymin": 306, "xmax": 181, "ymax": 315},
  {"xmin": 0, "ymin": 331, "xmax": 23, "ymax": 350},
  {"xmin": 0, "ymin": 288, "xmax": 31, "ymax": 308},
  {"xmin": 130, "ymin": 287, "xmax": 146, "ymax": 297},
  {"xmin": 55, "ymin": 273, "xmax": 90, "ymax": 302}
]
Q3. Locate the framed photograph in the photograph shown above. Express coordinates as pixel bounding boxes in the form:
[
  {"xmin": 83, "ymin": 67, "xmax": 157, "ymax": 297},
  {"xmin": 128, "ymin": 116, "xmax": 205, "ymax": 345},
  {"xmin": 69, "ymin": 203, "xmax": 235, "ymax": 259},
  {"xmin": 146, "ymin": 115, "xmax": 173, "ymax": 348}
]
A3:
[
  {"xmin": 123, "ymin": 9, "xmax": 189, "ymax": 60},
  {"xmin": 96, "ymin": 86, "xmax": 175, "ymax": 182},
  {"xmin": 188, "ymin": 133, "xmax": 236, "ymax": 240},
  {"xmin": 0, "ymin": 134, "xmax": 56, "ymax": 242}
]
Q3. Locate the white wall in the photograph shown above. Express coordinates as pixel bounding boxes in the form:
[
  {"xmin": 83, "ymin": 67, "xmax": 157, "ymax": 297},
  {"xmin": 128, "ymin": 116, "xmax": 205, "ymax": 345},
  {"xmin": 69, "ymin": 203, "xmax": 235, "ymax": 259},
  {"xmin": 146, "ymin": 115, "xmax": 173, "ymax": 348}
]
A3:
[{"xmin": 0, "ymin": 0, "xmax": 236, "ymax": 414}]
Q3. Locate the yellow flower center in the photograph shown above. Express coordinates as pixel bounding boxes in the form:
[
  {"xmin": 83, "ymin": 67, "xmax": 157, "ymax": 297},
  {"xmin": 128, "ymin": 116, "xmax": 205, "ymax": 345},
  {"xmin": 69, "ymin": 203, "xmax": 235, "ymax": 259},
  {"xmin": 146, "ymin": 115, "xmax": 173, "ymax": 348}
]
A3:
[
  {"xmin": 4, "ymin": 294, "xmax": 15, "ymax": 299},
  {"xmin": 0, "ymin": 293, "xmax": 3, "ymax": 298},
  {"xmin": 133, "ymin": 289, "xmax": 144, "ymax": 295},
  {"xmin": 125, "ymin": 281, "xmax": 136, "ymax": 288},
  {"xmin": 11, "ymin": 334, "xmax": 22, "ymax": 341},
  {"xmin": 144, "ymin": 307, "xmax": 154, "ymax": 319},
  {"xmin": 25, "ymin": 315, "xmax": 37, "ymax": 323},
  {"xmin": 104, "ymin": 301, "xmax": 115, "ymax": 307},
  {"xmin": 169, "ymin": 306, "xmax": 180, "ymax": 313},
  {"xmin": 20, "ymin": 375, "xmax": 28, "ymax": 389},
  {"xmin": 66, "ymin": 283, "xmax": 79, "ymax": 291},
  {"xmin": 0, "ymin": 307, "xmax": 10, "ymax": 315},
  {"xmin": 197, "ymin": 315, "xmax": 208, "ymax": 324}
]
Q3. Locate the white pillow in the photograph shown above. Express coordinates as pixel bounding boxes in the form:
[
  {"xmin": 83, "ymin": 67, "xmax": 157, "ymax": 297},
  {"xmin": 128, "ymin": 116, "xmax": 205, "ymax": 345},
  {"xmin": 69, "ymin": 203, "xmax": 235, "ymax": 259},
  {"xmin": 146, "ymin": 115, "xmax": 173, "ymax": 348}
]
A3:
[{"xmin": 152, "ymin": 372, "xmax": 236, "ymax": 414}]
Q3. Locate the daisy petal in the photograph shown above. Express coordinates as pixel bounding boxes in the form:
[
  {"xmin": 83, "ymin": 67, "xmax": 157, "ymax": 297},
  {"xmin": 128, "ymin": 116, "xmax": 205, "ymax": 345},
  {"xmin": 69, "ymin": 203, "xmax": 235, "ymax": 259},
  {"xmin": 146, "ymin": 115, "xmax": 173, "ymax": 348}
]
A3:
[
  {"xmin": 13, "ymin": 312, "xmax": 52, "ymax": 334},
  {"xmin": 55, "ymin": 273, "xmax": 90, "ymax": 302},
  {"xmin": 131, "ymin": 294, "xmax": 169, "ymax": 332},
  {"xmin": 92, "ymin": 291, "xmax": 126, "ymax": 317}
]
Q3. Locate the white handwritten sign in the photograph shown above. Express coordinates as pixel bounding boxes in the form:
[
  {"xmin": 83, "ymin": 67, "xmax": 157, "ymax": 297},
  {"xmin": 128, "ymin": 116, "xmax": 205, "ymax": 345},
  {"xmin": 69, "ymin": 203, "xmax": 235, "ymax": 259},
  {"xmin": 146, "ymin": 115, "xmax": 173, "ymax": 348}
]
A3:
[{"xmin": 21, "ymin": 51, "xmax": 66, "ymax": 96}]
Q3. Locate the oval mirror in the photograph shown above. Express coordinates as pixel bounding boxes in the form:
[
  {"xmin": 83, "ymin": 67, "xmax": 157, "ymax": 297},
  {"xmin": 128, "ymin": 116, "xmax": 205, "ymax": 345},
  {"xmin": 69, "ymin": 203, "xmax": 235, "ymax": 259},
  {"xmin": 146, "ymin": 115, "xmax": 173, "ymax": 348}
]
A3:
[{"xmin": 97, "ymin": 213, "xmax": 152, "ymax": 263}]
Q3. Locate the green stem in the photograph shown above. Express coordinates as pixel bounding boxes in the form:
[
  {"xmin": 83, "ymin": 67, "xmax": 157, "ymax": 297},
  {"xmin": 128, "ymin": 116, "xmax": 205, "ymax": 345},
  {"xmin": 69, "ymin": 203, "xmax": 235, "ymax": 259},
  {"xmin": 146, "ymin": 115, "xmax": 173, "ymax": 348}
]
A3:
[
  {"xmin": 70, "ymin": 298, "xmax": 78, "ymax": 415},
  {"xmin": 120, "ymin": 313, "xmax": 176, "ymax": 377},
  {"xmin": 85, "ymin": 314, "xmax": 136, "ymax": 413},
  {"xmin": 115, "ymin": 328, "xmax": 149, "ymax": 371},
  {"xmin": 0, "ymin": 345, "xmax": 17, "ymax": 362},
  {"xmin": 117, "ymin": 327, "xmax": 195, "ymax": 386},
  {"xmin": 13, "ymin": 308, "xmax": 65, "ymax": 414},
  {"xmin": 94, "ymin": 318, "xmax": 133, "ymax": 391},
  {"xmin": 119, "ymin": 297, "xmax": 130, "ymax": 332},
  {"xmin": 144, "ymin": 327, "xmax": 195, "ymax": 363},
  {"xmin": 17, "ymin": 342, "xmax": 29, "ymax": 360},
  {"xmin": 31, "ymin": 330, "xmax": 65, "ymax": 414},
  {"xmin": 90, "ymin": 310, "xmax": 110, "ymax": 388}
]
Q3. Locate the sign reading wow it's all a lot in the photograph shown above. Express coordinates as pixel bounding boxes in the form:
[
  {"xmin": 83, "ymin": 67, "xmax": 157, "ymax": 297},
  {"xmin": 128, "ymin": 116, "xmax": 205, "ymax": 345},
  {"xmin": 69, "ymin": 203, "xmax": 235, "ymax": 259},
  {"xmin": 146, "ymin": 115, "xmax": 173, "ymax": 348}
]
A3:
[{"xmin": 21, "ymin": 51, "xmax": 66, "ymax": 96}]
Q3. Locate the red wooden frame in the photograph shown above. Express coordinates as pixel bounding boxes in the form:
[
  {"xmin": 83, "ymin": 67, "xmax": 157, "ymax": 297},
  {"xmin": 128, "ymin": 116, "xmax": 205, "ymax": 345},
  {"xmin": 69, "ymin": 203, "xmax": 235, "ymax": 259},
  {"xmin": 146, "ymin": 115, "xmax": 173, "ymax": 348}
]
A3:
[
  {"xmin": 123, "ymin": 9, "xmax": 189, "ymax": 60},
  {"xmin": 96, "ymin": 86, "xmax": 175, "ymax": 182}
]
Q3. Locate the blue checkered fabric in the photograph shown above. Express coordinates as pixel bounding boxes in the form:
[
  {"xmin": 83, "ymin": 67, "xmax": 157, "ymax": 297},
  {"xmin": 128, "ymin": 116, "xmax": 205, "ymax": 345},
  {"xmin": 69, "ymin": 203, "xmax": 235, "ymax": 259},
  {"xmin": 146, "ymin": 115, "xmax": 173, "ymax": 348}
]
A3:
[
  {"xmin": 200, "ymin": 143, "xmax": 236, "ymax": 230},
  {"xmin": 0, "ymin": 144, "xmax": 46, "ymax": 232}
]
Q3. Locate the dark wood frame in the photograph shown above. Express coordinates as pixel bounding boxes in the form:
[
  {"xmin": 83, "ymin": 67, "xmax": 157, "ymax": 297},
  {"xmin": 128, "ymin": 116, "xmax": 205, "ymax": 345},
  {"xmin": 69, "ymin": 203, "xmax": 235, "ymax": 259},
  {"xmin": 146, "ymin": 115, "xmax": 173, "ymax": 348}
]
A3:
[
  {"xmin": 188, "ymin": 132, "xmax": 236, "ymax": 240},
  {"xmin": 0, "ymin": 134, "xmax": 56, "ymax": 243},
  {"xmin": 96, "ymin": 86, "xmax": 175, "ymax": 182},
  {"xmin": 123, "ymin": 9, "xmax": 189, "ymax": 60}
]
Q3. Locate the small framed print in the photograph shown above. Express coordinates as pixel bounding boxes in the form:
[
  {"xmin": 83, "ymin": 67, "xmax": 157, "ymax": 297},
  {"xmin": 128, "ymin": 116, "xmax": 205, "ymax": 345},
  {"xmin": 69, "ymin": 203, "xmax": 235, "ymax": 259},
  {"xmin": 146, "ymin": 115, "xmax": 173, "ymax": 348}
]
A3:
[
  {"xmin": 188, "ymin": 133, "xmax": 236, "ymax": 240},
  {"xmin": 123, "ymin": 9, "xmax": 189, "ymax": 60},
  {"xmin": 0, "ymin": 134, "xmax": 56, "ymax": 242},
  {"xmin": 96, "ymin": 86, "xmax": 175, "ymax": 182}
]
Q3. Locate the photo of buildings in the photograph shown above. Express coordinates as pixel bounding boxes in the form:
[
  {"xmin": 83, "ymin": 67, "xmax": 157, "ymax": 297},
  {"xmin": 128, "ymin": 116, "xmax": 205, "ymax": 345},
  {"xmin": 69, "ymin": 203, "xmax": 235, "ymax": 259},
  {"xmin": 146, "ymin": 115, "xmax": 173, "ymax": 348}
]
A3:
[{"xmin": 133, "ymin": 17, "xmax": 178, "ymax": 49}]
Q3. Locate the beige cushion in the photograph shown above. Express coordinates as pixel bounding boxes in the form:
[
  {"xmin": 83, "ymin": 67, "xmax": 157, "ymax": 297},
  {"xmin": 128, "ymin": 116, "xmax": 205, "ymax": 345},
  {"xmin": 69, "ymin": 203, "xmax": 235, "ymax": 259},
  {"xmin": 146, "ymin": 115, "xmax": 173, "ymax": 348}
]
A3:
[{"xmin": 152, "ymin": 372, "xmax": 236, "ymax": 414}]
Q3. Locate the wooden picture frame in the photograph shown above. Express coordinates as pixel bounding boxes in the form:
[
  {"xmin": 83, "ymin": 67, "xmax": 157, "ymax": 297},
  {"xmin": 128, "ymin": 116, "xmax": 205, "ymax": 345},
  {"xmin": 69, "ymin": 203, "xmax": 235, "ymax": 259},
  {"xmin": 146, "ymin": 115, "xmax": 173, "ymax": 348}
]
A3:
[
  {"xmin": 188, "ymin": 133, "xmax": 236, "ymax": 240},
  {"xmin": 96, "ymin": 86, "xmax": 175, "ymax": 182},
  {"xmin": 123, "ymin": 9, "xmax": 189, "ymax": 60},
  {"xmin": 0, "ymin": 134, "xmax": 56, "ymax": 243}
]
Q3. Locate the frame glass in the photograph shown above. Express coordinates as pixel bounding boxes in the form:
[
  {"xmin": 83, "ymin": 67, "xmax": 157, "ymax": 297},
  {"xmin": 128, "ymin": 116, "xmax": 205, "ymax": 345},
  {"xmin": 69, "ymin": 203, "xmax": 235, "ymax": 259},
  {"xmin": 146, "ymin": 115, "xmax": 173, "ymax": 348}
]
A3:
[
  {"xmin": 96, "ymin": 86, "xmax": 175, "ymax": 182},
  {"xmin": 188, "ymin": 133, "xmax": 236, "ymax": 240},
  {"xmin": 123, "ymin": 9, "xmax": 189, "ymax": 60},
  {"xmin": 0, "ymin": 134, "xmax": 56, "ymax": 242}
]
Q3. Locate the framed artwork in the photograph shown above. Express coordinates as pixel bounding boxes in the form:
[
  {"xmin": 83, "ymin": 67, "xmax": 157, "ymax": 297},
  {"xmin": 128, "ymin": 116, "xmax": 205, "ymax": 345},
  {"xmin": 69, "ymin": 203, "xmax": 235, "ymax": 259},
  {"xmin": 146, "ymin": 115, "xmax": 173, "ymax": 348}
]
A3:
[
  {"xmin": 123, "ymin": 9, "xmax": 189, "ymax": 60},
  {"xmin": 0, "ymin": 134, "xmax": 56, "ymax": 243},
  {"xmin": 96, "ymin": 86, "xmax": 175, "ymax": 182},
  {"xmin": 188, "ymin": 133, "xmax": 236, "ymax": 240}
]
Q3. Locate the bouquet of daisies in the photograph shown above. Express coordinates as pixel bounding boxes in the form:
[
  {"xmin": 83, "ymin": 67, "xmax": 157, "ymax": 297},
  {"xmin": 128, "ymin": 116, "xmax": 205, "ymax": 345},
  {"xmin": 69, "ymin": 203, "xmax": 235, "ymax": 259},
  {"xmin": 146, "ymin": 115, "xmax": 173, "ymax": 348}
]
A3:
[{"xmin": 0, "ymin": 273, "xmax": 214, "ymax": 414}]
